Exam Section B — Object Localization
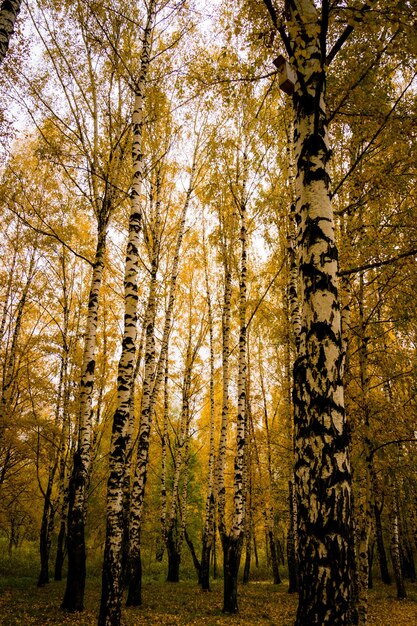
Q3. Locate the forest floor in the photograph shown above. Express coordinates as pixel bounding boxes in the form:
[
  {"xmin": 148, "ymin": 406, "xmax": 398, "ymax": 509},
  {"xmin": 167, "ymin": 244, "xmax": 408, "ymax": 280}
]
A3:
[{"xmin": 0, "ymin": 576, "xmax": 417, "ymax": 625}]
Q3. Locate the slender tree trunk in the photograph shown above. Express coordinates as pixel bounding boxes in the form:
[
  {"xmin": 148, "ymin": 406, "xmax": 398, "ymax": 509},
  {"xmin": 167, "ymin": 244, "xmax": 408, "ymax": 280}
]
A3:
[
  {"xmin": 98, "ymin": 4, "xmax": 155, "ymax": 623},
  {"xmin": 121, "ymin": 326, "xmax": 144, "ymax": 585},
  {"xmin": 158, "ymin": 356, "xmax": 169, "ymax": 563},
  {"xmin": 40, "ymin": 290, "xmax": 69, "ymax": 587},
  {"xmin": 391, "ymin": 495, "xmax": 406, "ymax": 599},
  {"xmin": 356, "ymin": 271, "xmax": 373, "ymax": 626},
  {"xmin": 374, "ymin": 501, "xmax": 391, "ymax": 584},
  {"xmin": 61, "ymin": 222, "xmax": 107, "ymax": 612},
  {"xmin": 222, "ymin": 165, "xmax": 248, "ymax": 614},
  {"xmin": 127, "ymin": 152, "xmax": 193, "ymax": 607},
  {"xmin": 368, "ymin": 543, "xmax": 374, "ymax": 589},
  {"xmin": 287, "ymin": 480, "xmax": 298, "ymax": 592},
  {"xmin": 163, "ymin": 313, "xmax": 198, "ymax": 585},
  {"xmin": 288, "ymin": 3, "xmax": 354, "ymax": 623},
  {"xmin": 269, "ymin": 530, "xmax": 281, "ymax": 585},
  {"xmin": 166, "ymin": 525, "xmax": 181, "ymax": 583},
  {"xmin": 184, "ymin": 528, "xmax": 201, "ymax": 580},
  {"xmin": 212, "ymin": 523, "xmax": 217, "ymax": 580},
  {"xmin": 199, "ymin": 236, "xmax": 216, "ymax": 591},
  {"xmin": 242, "ymin": 509, "xmax": 252, "ymax": 584},
  {"xmin": 253, "ymin": 521, "xmax": 259, "ymax": 568},
  {"xmin": 54, "ymin": 369, "xmax": 71, "ymax": 582},
  {"xmin": 257, "ymin": 342, "xmax": 282, "ymax": 586},
  {"xmin": 54, "ymin": 511, "xmax": 67, "ymax": 581},
  {"xmin": 54, "ymin": 253, "xmax": 74, "ymax": 582},
  {"xmin": 37, "ymin": 465, "xmax": 57, "ymax": 587},
  {"xmin": 0, "ymin": 0, "xmax": 21, "ymax": 65},
  {"xmin": 216, "ymin": 259, "xmax": 231, "ymax": 540}
]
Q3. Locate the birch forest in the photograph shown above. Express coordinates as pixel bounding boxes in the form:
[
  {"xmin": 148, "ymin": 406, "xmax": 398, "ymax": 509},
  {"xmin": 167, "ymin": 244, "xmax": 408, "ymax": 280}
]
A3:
[{"xmin": 1, "ymin": 1, "xmax": 417, "ymax": 625}]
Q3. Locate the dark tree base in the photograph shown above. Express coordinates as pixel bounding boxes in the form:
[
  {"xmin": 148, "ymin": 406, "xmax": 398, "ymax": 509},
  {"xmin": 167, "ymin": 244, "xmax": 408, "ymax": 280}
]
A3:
[
  {"xmin": 222, "ymin": 536, "xmax": 243, "ymax": 614},
  {"xmin": 126, "ymin": 548, "xmax": 142, "ymax": 607}
]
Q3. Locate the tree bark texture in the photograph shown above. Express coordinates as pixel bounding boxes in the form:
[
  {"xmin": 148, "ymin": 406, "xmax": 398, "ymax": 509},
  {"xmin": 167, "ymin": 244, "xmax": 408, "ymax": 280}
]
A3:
[
  {"xmin": 216, "ymin": 261, "xmax": 232, "ymax": 541},
  {"xmin": 0, "ymin": 0, "xmax": 21, "ymax": 64},
  {"xmin": 37, "ymin": 471, "xmax": 55, "ymax": 587},
  {"xmin": 391, "ymin": 495, "xmax": 407, "ymax": 599},
  {"xmin": 222, "ymin": 164, "xmax": 248, "ymax": 613},
  {"xmin": 288, "ymin": 3, "xmax": 354, "ymax": 624},
  {"xmin": 373, "ymin": 500, "xmax": 391, "ymax": 584},
  {"xmin": 61, "ymin": 225, "xmax": 107, "ymax": 612},
  {"xmin": 199, "ymin": 247, "xmax": 216, "ymax": 591},
  {"xmin": 163, "ymin": 315, "xmax": 199, "ymax": 585},
  {"xmin": 222, "ymin": 535, "xmax": 244, "ymax": 614},
  {"xmin": 127, "ymin": 152, "xmax": 192, "ymax": 606},
  {"xmin": 98, "ymin": 2, "xmax": 155, "ymax": 622},
  {"xmin": 356, "ymin": 271, "xmax": 373, "ymax": 626},
  {"xmin": 166, "ymin": 526, "xmax": 181, "ymax": 583}
]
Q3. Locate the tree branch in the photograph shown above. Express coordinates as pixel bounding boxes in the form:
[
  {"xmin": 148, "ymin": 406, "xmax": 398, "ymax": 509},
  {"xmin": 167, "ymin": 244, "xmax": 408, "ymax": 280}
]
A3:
[
  {"xmin": 6, "ymin": 205, "xmax": 93, "ymax": 266},
  {"xmin": 262, "ymin": 0, "xmax": 292, "ymax": 58},
  {"xmin": 370, "ymin": 437, "xmax": 417, "ymax": 460},
  {"xmin": 326, "ymin": 1, "xmax": 377, "ymax": 65},
  {"xmin": 339, "ymin": 248, "xmax": 417, "ymax": 277},
  {"xmin": 332, "ymin": 71, "xmax": 416, "ymax": 198}
]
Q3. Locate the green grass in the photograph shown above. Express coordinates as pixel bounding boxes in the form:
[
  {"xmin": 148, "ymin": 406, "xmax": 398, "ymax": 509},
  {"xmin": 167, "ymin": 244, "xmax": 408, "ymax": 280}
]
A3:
[
  {"xmin": 1, "ymin": 575, "xmax": 417, "ymax": 625},
  {"xmin": 0, "ymin": 544, "xmax": 416, "ymax": 625}
]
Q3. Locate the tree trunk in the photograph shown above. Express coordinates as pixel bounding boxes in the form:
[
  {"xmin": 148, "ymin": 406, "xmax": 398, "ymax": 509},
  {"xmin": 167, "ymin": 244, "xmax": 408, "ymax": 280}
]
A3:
[
  {"xmin": 222, "ymin": 156, "xmax": 248, "ymax": 614},
  {"xmin": 199, "ymin": 239, "xmax": 216, "ymax": 592},
  {"xmin": 242, "ymin": 533, "xmax": 251, "ymax": 584},
  {"xmin": 401, "ymin": 541, "xmax": 416, "ymax": 581},
  {"xmin": 184, "ymin": 528, "xmax": 201, "ymax": 580},
  {"xmin": 162, "ymin": 310, "xmax": 200, "ymax": 587},
  {"xmin": 288, "ymin": 3, "xmax": 354, "ymax": 623},
  {"xmin": 127, "ymin": 157, "xmax": 193, "ymax": 607},
  {"xmin": 166, "ymin": 527, "xmax": 181, "ymax": 583},
  {"xmin": 368, "ymin": 544, "xmax": 374, "ymax": 589},
  {"xmin": 391, "ymin": 501, "xmax": 406, "ymax": 599},
  {"xmin": 61, "ymin": 222, "xmax": 107, "ymax": 612},
  {"xmin": 374, "ymin": 499, "xmax": 391, "ymax": 584},
  {"xmin": 212, "ymin": 523, "xmax": 217, "ymax": 580},
  {"xmin": 0, "ymin": 0, "xmax": 22, "ymax": 65},
  {"xmin": 222, "ymin": 536, "xmax": 243, "ymax": 614},
  {"xmin": 216, "ymin": 262, "xmax": 232, "ymax": 542},
  {"xmin": 54, "ymin": 516, "xmax": 66, "ymax": 581},
  {"xmin": 37, "ymin": 472, "xmax": 55, "ymax": 587},
  {"xmin": 287, "ymin": 480, "xmax": 298, "ymax": 593},
  {"xmin": 269, "ymin": 530, "xmax": 281, "ymax": 585},
  {"xmin": 253, "ymin": 524, "xmax": 259, "ymax": 568},
  {"xmin": 199, "ymin": 534, "xmax": 212, "ymax": 590},
  {"xmin": 61, "ymin": 452, "xmax": 87, "ymax": 612},
  {"xmin": 98, "ymin": 4, "xmax": 155, "ymax": 623}
]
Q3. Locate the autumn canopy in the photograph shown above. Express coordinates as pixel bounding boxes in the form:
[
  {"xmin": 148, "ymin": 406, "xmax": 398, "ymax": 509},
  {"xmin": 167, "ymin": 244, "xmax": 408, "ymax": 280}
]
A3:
[{"xmin": 1, "ymin": 2, "xmax": 417, "ymax": 626}]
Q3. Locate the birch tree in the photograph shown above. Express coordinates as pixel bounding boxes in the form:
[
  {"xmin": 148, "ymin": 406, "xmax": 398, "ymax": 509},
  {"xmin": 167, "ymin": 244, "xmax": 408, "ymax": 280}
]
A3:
[
  {"xmin": 98, "ymin": 0, "xmax": 156, "ymax": 622},
  {"xmin": 258, "ymin": 1, "xmax": 382, "ymax": 622},
  {"xmin": 126, "ymin": 145, "xmax": 196, "ymax": 606},
  {"xmin": 16, "ymin": 1, "xmax": 133, "ymax": 612},
  {"xmin": 0, "ymin": 0, "xmax": 21, "ymax": 65},
  {"xmin": 199, "ymin": 229, "xmax": 216, "ymax": 591}
]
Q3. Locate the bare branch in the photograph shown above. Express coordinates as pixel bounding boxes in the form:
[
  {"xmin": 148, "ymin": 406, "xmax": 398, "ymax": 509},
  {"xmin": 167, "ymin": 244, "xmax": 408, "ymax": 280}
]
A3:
[{"xmin": 339, "ymin": 248, "xmax": 417, "ymax": 277}]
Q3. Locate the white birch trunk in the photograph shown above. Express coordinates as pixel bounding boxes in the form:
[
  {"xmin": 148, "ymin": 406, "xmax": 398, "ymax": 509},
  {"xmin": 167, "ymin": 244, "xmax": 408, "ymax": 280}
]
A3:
[
  {"xmin": 0, "ymin": 0, "xmax": 21, "ymax": 64},
  {"xmin": 127, "ymin": 146, "xmax": 194, "ymax": 606},
  {"xmin": 285, "ymin": 2, "xmax": 354, "ymax": 623},
  {"xmin": 98, "ymin": 1, "xmax": 156, "ymax": 622},
  {"xmin": 216, "ymin": 261, "xmax": 232, "ymax": 540},
  {"xmin": 200, "ymin": 243, "xmax": 216, "ymax": 590},
  {"xmin": 222, "ymin": 162, "xmax": 248, "ymax": 614},
  {"xmin": 62, "ymin": 223, "xmax": 107, "ymax": 612}
]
